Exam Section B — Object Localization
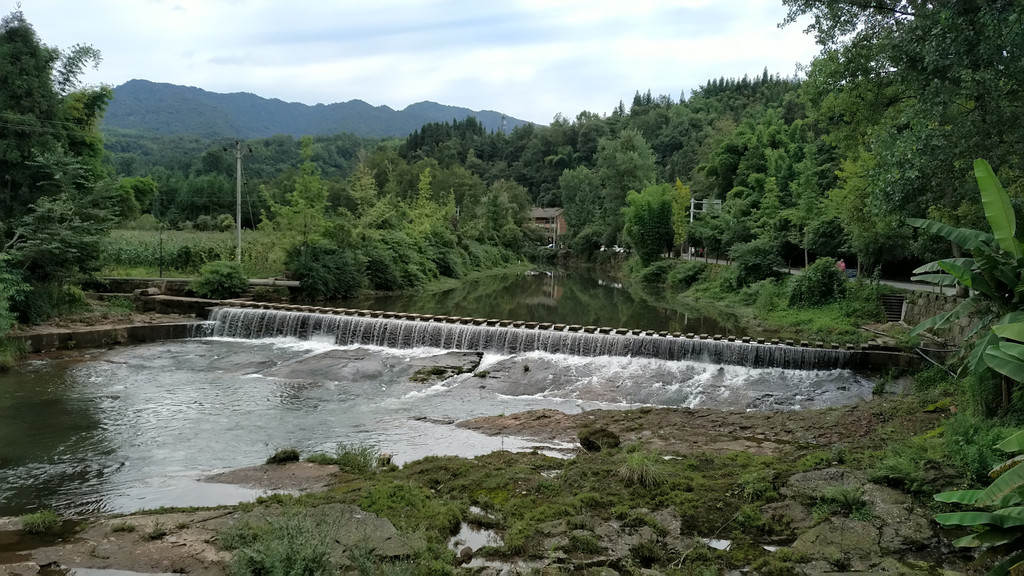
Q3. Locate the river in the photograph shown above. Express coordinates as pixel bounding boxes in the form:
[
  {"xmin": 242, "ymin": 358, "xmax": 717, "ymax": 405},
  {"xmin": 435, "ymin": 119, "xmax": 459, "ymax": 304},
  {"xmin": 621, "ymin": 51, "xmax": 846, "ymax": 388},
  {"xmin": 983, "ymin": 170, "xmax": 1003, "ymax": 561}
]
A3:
[{"xmin": 0, "ymin": 271, "xmax": 872, "ymax": 517}]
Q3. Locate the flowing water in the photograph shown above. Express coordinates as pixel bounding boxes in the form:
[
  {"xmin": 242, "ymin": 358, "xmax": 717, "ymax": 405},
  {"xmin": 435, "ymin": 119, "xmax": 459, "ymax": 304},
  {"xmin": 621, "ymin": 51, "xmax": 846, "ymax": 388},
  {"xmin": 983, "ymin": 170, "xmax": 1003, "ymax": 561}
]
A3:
[{"xmin": 0, "ymin": 271, "xmax": 873, "ymax": 517}]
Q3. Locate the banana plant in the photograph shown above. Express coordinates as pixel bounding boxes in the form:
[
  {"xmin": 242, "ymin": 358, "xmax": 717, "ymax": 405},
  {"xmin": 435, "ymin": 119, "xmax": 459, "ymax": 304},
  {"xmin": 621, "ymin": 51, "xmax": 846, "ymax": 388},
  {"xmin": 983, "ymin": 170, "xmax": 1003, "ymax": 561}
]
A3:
[
  {"xmin": 935, "ymin": 430, "xmax": 1024, "ymax": 576},
  {"xmin": 907, "ymin": 159, "xmax": 1024, "ymax": 384}
]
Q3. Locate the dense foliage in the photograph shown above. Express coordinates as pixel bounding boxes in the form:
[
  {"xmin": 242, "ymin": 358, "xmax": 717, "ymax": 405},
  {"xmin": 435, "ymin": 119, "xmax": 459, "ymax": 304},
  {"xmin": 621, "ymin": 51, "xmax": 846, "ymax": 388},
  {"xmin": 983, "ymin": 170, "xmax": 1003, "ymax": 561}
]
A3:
[
  {"xmin": 0, "ymin": 9, "xmax": 115, "ymax": 331},
  {"xmin": 188, "ymin": 261, "xmax": 249, "ymax": 300}
]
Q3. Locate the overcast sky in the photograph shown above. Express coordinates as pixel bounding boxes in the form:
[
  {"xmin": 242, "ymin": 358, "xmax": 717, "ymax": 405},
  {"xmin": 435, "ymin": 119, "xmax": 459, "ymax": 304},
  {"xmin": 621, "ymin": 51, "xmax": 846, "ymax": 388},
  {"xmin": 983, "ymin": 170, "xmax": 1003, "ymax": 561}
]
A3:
[{"xmin": 15, "ymin": 0, "xmax": 820, "ymax": 124}]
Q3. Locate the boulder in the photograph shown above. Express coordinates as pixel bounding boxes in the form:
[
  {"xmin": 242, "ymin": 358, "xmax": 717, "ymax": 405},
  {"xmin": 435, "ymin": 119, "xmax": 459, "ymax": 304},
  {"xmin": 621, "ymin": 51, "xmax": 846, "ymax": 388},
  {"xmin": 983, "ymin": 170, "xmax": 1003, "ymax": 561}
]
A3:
[
  {"xmin": 792, "ymin": 517, "xmax": 880, "ymax": 561},
  {"xmin": 579, "ymin": 427, "xmax": 620, "ymax": 452},
  {"xmin": 780, "ymin": 468, "xmax": 867, "ymax": 500}
]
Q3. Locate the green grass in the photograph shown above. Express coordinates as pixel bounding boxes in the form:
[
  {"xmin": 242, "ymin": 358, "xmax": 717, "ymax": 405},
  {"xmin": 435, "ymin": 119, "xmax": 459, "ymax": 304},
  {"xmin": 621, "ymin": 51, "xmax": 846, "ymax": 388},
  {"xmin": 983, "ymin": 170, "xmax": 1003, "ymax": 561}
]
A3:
[
  {"xmin": 266, "ymin": 448, "xmax": 301, "ymax": 465},
  {"xmin": 20, "ymin": 510, "xmax": 59, "ymax": 534},
  {"xmin": 306, "ymin": 443, "xmax": 381, "ymax": 475},
  {"xmin": 618, "ymin": 448, "xmax": 668, "ymax": 487},
  {"xmin": 0, "ymin": 338, "xmax": 29, "ymax": 371}
]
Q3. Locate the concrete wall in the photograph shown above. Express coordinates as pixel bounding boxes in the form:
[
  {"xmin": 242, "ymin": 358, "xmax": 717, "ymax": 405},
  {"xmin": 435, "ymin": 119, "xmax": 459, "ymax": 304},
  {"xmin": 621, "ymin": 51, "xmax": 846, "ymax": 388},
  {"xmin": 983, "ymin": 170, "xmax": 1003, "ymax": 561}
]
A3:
[
  {"xmin": 12, "ymin": 322, "xmax": 200, "ymax": 353},
  {"xmin": 903, "ymin": 292, "xmax": 972, "ymax": 344}
]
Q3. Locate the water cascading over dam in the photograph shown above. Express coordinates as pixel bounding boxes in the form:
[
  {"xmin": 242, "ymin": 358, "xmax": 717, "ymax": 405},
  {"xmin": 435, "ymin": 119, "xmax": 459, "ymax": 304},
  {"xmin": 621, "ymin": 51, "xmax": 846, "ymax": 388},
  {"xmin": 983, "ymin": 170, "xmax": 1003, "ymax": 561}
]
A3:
[{"xmin": 204, "ymin": 305, "xmax": 853, "ymax": 371}]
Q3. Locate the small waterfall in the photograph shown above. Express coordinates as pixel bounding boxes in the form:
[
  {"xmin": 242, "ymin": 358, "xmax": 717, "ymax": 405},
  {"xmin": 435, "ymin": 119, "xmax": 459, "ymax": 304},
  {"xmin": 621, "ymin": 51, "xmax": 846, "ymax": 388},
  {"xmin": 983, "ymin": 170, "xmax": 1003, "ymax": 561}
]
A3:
[{"xmin": 205, "ymin": 306, "xmax": 853, "ymax": 371}]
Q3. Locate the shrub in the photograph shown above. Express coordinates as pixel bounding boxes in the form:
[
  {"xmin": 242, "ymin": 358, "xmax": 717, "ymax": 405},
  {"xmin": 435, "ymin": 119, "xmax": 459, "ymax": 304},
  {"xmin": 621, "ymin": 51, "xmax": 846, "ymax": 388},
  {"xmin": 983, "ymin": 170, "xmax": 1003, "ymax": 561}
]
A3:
[
  {"xmin": 635, "ymin": 259, "xmax": 675, "ymax": 286},
  {"xmin": 0, "ymin": 339, "xmax": 28, "ymax": 371},
  {"xmin": 789, "ymin": 257, "xmax": 848, "ymax": 307},
  {"xmin": 189, "ymin": 260, "xmax": 248, "ymax": 299},
  {"xmin": 944, "ymin": 413, "xmax": 1017, "ymax": 482},
  {"xmin": 21, "ymin": 510, "xmax": 59, "ymax": 534},
  {"xmin": 729, "ymin": 238, "xmax": 783, "ymax": 287},
  {"xmin": 14, "ymin": 283, "xmax": 89, "ymax": 325},
  {"xmin": 666, "ymin": 260, "xmax": 708, "ymax": 290},
  {"xmin": 286, "ymin": 242, "xmax": 363, "ymax": 301},
  {"xmin": 266, "ymin": 448, "xmax": 300, "ymax": 465}
]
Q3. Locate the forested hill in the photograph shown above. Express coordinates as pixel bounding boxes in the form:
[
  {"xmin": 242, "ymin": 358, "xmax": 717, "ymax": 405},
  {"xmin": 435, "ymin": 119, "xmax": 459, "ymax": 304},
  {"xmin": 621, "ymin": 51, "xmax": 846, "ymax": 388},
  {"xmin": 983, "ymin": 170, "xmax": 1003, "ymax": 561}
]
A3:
[{"xmin": 101, "ymin": 79, "xmax": 533, "ymax": 138}]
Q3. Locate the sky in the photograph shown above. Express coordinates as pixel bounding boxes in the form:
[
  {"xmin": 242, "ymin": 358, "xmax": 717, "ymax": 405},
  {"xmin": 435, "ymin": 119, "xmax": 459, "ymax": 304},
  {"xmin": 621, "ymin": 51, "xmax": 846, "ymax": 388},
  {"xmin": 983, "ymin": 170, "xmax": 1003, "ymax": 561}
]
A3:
[{"xmin": 13, "ymin": 0, "xmax": 821, "ymax": 124}]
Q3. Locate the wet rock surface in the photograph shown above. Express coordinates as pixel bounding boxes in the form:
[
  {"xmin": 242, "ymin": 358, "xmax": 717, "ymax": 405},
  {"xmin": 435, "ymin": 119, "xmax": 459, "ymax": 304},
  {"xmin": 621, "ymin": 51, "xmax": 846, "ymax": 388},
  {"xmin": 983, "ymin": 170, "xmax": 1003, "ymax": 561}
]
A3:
[{"xmin": 204, "ymin": 461, "xmax": 341, "ymax": 493}]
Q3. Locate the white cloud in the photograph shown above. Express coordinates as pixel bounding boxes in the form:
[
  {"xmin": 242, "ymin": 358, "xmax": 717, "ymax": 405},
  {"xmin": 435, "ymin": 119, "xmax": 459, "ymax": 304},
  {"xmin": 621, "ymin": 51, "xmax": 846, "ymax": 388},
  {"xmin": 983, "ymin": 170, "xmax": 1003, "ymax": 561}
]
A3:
[{"xmin": 16, "ymin": 0, "xmax": 819, "ymax": 123}]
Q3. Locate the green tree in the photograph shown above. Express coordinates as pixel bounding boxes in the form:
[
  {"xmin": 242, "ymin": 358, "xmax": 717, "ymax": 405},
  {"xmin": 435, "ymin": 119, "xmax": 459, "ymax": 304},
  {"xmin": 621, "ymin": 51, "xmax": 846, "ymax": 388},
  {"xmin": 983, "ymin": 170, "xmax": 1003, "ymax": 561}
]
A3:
[
  {"xmin": 595, "ymin": 128, "xmax": 657, "ymax": 245},
  {"xmin": 623, "ymin": 183, "xmax": 675, "ymax": 266},
  {"xmin": 671, "ymin": 179, "xmax": 691, "ymax": 256},
  {"xmin": 262, "ymin": 136, "xmax": 329, "ymax": 246},
  {"xmin": 559, "ymin": 167, "xmax": 602, "ymax": 238},
  {"xmin": 785, "ymin": 0, "xmax": 1024, "ymax": 266}
]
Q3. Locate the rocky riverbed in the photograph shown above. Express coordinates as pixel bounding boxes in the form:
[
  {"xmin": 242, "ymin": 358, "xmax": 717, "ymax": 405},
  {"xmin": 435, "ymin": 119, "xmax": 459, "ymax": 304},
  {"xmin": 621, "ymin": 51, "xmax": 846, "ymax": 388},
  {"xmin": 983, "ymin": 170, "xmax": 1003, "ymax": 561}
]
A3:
[{"xmin": 0, "ymin": 392, "xmax": 978, "ymax": 576}]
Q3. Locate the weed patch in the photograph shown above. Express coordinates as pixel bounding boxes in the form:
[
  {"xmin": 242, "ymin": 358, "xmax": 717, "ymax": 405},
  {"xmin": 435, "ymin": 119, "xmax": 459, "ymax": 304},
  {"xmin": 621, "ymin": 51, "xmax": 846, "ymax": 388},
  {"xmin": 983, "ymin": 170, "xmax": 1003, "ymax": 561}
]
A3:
[
  {"xmin": 20, "ymin": 510, "xmax": 59, "ymax": 534},
  {"xmin": 266, "ymin": 448, "xmax": 300, "ymax": 465},
  {"xmin": 307, "ymin": 443, "xmax": 381, "ymax": 475},
  {"xmin": 109, "ymin": 521, "xmax": 136, "ymax": 533}
]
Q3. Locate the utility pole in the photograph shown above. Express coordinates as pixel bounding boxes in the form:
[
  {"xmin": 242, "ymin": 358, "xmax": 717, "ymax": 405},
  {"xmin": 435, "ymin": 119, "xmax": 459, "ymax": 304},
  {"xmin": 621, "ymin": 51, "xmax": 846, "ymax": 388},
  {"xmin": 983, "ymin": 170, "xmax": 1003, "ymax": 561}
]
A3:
[{"xmin": 235, "ymin": 139, "xmax": 243, "ymax": 263}]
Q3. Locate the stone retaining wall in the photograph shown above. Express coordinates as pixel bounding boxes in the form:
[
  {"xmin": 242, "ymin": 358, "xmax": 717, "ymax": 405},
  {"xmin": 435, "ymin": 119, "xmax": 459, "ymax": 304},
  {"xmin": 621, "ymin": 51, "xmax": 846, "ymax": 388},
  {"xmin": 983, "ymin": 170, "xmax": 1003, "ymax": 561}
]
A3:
[
  {"xmin": 11, "ymin": 322, "xmax": 200, "ymax": 353},
  {"xmin": 903, "ymin": 292, "xmax": 971, "ymax": 343}
]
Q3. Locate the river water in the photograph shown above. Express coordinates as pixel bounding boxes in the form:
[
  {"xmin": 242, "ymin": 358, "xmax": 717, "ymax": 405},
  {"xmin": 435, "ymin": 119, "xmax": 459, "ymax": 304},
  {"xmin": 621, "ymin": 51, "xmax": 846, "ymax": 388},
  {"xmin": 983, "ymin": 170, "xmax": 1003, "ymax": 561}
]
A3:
[{"xmin": 0, "ymin": 271, "xmax": 872, "ymax": 517}]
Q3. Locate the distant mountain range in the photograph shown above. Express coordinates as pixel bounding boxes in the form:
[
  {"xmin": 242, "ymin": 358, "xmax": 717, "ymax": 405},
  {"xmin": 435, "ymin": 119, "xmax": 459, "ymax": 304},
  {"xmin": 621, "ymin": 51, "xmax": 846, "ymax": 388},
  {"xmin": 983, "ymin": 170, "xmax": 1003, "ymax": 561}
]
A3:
[{"xmin": 101, "ymin": 79, "xmax": 533, "ymax": 139}]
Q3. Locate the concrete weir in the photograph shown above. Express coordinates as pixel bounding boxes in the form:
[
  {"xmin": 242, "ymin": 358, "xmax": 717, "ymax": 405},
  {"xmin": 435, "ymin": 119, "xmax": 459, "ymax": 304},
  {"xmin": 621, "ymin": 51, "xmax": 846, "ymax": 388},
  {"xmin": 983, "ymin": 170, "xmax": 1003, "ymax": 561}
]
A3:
[{"xmin": 203, "ymin": 303, "xmax": 861, "ymax": 371}]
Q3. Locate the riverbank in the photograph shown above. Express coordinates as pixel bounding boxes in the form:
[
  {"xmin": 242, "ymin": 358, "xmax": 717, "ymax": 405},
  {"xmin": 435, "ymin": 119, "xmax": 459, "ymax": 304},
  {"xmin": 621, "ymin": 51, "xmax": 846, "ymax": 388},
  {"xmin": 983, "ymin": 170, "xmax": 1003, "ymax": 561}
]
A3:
[{"xmin": 1, "ymin": 389, "xmax": 992, "ymax": 575}]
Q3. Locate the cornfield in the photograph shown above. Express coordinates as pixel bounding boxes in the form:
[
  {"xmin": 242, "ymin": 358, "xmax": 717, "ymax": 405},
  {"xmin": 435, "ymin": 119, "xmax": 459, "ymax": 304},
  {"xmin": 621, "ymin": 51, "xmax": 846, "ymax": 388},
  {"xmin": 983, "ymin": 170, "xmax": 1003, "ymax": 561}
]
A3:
[{"xmin": 101, "ymin": 230, "xmax": 287, "ymax": 277}]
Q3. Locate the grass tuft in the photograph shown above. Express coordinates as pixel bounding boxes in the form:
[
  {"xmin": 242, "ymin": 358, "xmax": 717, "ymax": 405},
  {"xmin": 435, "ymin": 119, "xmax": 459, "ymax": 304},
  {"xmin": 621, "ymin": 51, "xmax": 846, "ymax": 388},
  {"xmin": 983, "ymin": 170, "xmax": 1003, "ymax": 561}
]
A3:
[
  {"xmin": 20, "ymin": 510, "xmax": 60, "ymax": 534},
  {"xmin": 266, "ymin": 448, "xmax": 301, "ymax": 465},
  {"xmin": 109, "ymin": 520, "xmax": 136, "ymax": 533},
  {"xmin": 618, "ymin": 449, "xmax": 668, "ymax": 487},
  {"xmin": 306, "ymin": 443, "xmax": 380, "ymax": 475}
]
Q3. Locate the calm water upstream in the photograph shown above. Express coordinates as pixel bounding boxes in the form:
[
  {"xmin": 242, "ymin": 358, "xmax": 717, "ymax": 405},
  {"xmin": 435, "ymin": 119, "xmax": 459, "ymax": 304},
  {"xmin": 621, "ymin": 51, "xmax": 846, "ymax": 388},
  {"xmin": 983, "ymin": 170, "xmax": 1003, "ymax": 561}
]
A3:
[
  {"xmin": 344, "ymin": 269, "xmax": 739, "ymax": 335},
  {"xmin": 0, "ymin": 271, "xmax": 871, "ymax": 517}
]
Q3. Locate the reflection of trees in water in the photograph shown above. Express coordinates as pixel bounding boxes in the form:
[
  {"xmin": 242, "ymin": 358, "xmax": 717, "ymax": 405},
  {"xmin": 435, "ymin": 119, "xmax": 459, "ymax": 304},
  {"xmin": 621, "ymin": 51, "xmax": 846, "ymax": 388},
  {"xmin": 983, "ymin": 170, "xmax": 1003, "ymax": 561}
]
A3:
[{"xmin": 343, "ymin": 269, "xmax": 744, "ymax": 334}]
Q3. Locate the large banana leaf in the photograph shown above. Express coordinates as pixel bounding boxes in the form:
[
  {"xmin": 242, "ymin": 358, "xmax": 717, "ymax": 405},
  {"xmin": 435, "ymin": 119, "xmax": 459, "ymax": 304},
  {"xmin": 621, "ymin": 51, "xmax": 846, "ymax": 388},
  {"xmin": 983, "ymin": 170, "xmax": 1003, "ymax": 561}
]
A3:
[
  {"xmin": 969, "ymin": 330, "xmax": 1002, "ymax": 374},
  {"xmin": 935, "ymin": 511, "xmax": 1024, "ymax": 529},
  {"xmin": 994, "ymin": 323, "xmax": 1024, "ymax": 343},
  {"xmin": 985, "ymin": 345, "xmax": 1024, "ymax": 382},
  {"xmin": 999, "ymin": 432, "xmax": 1024, "ymax": 453},
  {"xmin": 979, "ymin": 458, "xmax": 1024, "ymax": 506},
  {"xmin": 907, "ymin": 217, "xmax": 994, "ymax": 250},
  {"xmin": 951, "ymin": 526, "xmax": 1022, "ymax": 548},
  {"xmin": 910, "ymin": 274, "xmax": 961, "ymax": 286},
  {"xmin": 994, "ymin": 506, "xmax": 1024, "ymax": 518},
  {"xmin": 913, "ymin": 258, "xmax": 976, "ymax": 274},
  {"xmin": 937, "ymin": 259, "xmax": 977, "ymax": 287},
  {"xmin": 935, "ymin": 489, "xmax": 985, "ymax": 504},
  {"xmin": 975, "ymin": 250, "xmax": 1022, "ymax": 301},
  {"xmin": 992, "ymin": 456, "xmax": 1024, "ymax": 478},
  {"xmin": 987, "ymin": 547, "xmax": 1024, "ymax": 576},
  {"xmin": 976, "ymin": 159, "xmax": 1024, "ymax": 260}
]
